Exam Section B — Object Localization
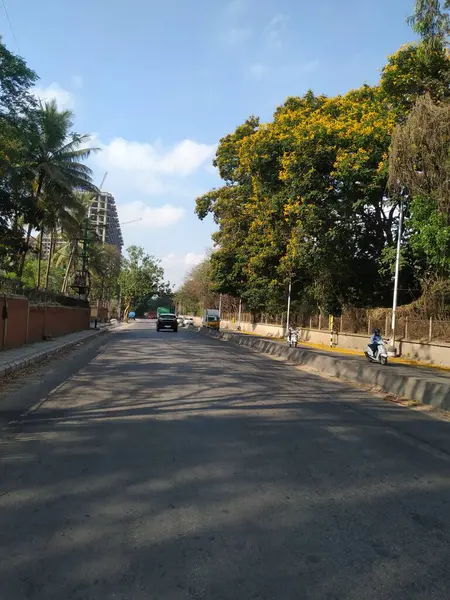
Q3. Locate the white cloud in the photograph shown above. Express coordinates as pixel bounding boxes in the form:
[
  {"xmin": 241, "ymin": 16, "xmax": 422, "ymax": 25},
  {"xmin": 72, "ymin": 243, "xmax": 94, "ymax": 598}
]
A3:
[
  {"xmin": 204, "ymin": 162, "xmax": 219, "ymax": 176},
  {"xmin": 118, "ymin": 201, "xmax": 185, "ymax": 229},
  {"xmin": 184, "ymin": 252, "xmax": 206, "ymax": 267},
  {"xmin": 161, "ymin": 252, "xmax": 206, "ymax": 286},
  {"xmin": 249, "ymin": 63, "xmax": 267, "ymax": 80},
  {"xmin": 158, "ymin": 140, "xmax": 217, "ymax": 175},
  {"xmin": 96, "ymin": 137, "xmax": 215, "ymax": 176},
  {"xmin": 223, "ymin": 26, "xmax": 252, "ymax": 45},
  {"xmin": 33, "ymin": 82, "xmax": 75, "ymax": 109},
  {"xmin": 92, "ymin": 137, "xmax": 216, "ymax": 198},
  {"xmin": 265, "ymin": 13, "xmax": 289, "ymax": 47},
  {"xmin": 162, "ymin": 252, "xmax": 205, "ymax": 268}
]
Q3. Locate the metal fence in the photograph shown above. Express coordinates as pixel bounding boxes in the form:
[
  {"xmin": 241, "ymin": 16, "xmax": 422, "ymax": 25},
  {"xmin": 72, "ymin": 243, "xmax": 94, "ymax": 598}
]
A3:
[
  {"xmin": 221, "ymin": 308, "xmax": 450, "ymax": 343},
  {"xmin": 0, "ymin": 277, "xmax": 89, "ymax": 309}
]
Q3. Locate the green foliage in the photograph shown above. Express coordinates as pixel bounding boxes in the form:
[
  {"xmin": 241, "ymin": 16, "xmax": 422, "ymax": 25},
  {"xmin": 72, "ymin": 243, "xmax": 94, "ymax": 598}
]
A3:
[
  {"xmin": 380, "ymin": 43, "xmax": 450, "ymax": 114},
  {"xmin": 21, "ymin": 256, "xmax": 65, "ymax": 291},
  {"xmin": 89, "ymin": 244, "xmax": 122, "ymax": 302},
  {"xmin": 407, "ymin": 0, "xmax": 450, "ymax": 47},
  {"xmin": 195, "ymin": 3, "xmax": 450, "ymax": 316},
  {"xmin": 175, "ymin": 256, "xmax": 217, "ymax": 315},
  {"xmin": 119, "ymin": 246, "xmax": 171, "ymax": 317},
  {"xmin": 196, "ymin": 86, "xmax": 400, "ymax": 313},
  {"xmin": 410, "ymin": 196, "xmax": 450, "ymax": 274},
  {"xmin": 28, "ymin": 100, "xmax": 98, "ymax": 201},
  {"xmin": 0, "ymin": 37, "xmax": 38, "ymax": 272},
  {"xmin": 0, "ymin": 35, "xmax": 37, "ymax": 118},
  {"xmin": 0, "ymin": 36, "xmax": 98, "ymax": 284}
]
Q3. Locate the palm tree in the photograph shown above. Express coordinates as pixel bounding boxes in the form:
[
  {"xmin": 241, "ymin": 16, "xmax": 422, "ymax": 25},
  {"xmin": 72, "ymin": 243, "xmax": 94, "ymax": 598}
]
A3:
[
  {"xmin": 36, "ymin": 190, "xmax": 84, "ymax": 289},
  {"xmin": 52, "ymin": 191, "xmax": 113, "ymax": 295},
  {"xmin": 19, "ymin": 100, "xmax": 98, "ymax": 277},
  {"xmin": 39, "ymin": 191, "xmax": 87, "ymax": 290}
]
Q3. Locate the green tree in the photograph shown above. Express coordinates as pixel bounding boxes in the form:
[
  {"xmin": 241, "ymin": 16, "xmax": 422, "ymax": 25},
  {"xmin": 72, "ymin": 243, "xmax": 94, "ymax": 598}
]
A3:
[
  {"xmin": 0, "ymin": 37, "xmax": 38, "ymax": 273},
  {"xmin": 119, "ymin": 246, "xmax": 169, "ymax": 320},
  {"xmin": 89, "ymin": 244, "xmax": 122, "ymax": 302},
  {"xmin": 407, "ymin": 0, "xmax": 450, "ymax": 47},
  {"xmin": 175, "ymin": 256, "xmax": 217, "ymax": 315},
  {"xmin": 389, "ymin": 95, "xmax": 450, "ymax": 211},
  {"xmin": 197, "ymin": 86, "xmax": 401, "ymax": 314},
  {"xmin": 18, "ymin": 100, "xmax": 98, "ymax": 276},
  {"xmin": 195, "ymin": 1, "xmax": 450, "ymax": 317},
  {"xmin": 37, "ymin": 190, "xmax": 86, "ymax": 289},
  {"xmin": 380, "ymin": 43, "xmax": 450, "ymax": 115},
  {"xmin": 389, "ymin": 94, "xmax": 450, "ymax": 287}
]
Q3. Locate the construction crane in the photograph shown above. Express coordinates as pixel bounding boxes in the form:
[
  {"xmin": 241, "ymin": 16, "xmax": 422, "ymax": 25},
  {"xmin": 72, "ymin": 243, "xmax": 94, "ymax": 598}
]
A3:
[
  {"xmin": 99, "ymin": 172, "xmax": 108, "ymax": 192},
  {"xmin": 120, "ymin": 218, "xmax": 143, "ymax": 226}
]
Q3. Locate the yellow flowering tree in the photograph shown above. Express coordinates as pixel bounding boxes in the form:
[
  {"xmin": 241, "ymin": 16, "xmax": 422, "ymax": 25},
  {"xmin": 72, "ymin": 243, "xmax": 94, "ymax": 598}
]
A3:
[{"xmin": 195, "ymin": 0, "xmax": 450, "ymax": 315}]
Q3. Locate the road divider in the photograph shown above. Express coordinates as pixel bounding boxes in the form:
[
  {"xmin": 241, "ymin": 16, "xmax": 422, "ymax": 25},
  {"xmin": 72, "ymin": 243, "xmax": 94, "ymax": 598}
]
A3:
[{"xmin": 201, "ymin": 329, "xmax": 450, "ymax": 411}]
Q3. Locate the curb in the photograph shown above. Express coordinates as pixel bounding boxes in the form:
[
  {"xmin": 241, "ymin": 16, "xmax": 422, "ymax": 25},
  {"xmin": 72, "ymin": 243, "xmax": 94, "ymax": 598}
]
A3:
[
  {"xmin": 202, "ymin": 329, "xmax": 450, "ymax": 411},
  {"xmin": 0, "ymin": 328, "xmax": 108, "ymax": 380}
]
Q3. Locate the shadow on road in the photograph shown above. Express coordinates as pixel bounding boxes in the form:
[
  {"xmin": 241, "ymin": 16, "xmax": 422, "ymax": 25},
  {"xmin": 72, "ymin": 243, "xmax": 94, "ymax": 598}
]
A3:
[{"xmin": 1, "ymin": 326, "xmax": 450, "ymax": 599}]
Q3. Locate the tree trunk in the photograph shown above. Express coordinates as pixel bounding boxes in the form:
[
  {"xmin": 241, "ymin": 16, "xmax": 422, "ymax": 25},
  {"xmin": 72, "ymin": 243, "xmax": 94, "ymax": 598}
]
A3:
[
  {"xmin": 18, "ymin": 174, "xmax": 44, "ymax": 278},
  {"xmin": 45, "ymin": 230, "xmax": 55, "ymax": 291},
  {"xmin": 37, "ymin": 226, "xmax": 44, "ymax": 289},
  {"xmin": 17, "ymin": 223, "xmax": 33, "ymax": 278},
  {"xmin": 124, "ymin": 299, "xmax": 131, "ymax": 323},
  {"xmin": 62, "ymin": 239, "xmax": 77, "ymax": 293}
]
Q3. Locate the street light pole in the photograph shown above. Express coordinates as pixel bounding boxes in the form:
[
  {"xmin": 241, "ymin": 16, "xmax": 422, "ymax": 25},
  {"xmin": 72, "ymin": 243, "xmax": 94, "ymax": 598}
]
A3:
[
  {"xmin": 390, "ymin": 193, "xmax": 405, "ymax": 352},
  {"xmin": 286, "ymin": 279, "xmax": 292, "ymax": 334}
]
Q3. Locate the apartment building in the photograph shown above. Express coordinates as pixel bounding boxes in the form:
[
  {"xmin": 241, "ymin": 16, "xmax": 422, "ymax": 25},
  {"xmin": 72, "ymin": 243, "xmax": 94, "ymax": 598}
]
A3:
[
  {"xmin": 87, "ymin": 192, "xmax": 123, "ymax": 252},
  {"xmin": 40, "ymin": 192, "xmax": 123, "ymax": 259}
]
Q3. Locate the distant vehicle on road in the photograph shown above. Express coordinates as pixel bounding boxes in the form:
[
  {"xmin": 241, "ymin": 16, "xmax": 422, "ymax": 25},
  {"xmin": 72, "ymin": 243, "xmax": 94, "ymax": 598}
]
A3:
[
  {"xmin": 287, "ymin": 328, "xmax": 298, "ymax": 348},
  {"xmin": 203, "ymin": 309, "xmax": 220, "ymax": 330},
  {"xmin": 156, "ymin": 306, "xmax": 172, "ymax": 318},
  {"xmin": 365, "ymin": 338, "xmax": 389, "ymax": 365},
  {"xmin": 177, "ymin": 315, "xmax": 185, "ymax": 325},
  {"xmin": 183, "ymin": 317, "xmax": 195, "ymax": 327},
  {"xmin": 156, "ymin": 313, "xmax": 178, "ymax": 332}
]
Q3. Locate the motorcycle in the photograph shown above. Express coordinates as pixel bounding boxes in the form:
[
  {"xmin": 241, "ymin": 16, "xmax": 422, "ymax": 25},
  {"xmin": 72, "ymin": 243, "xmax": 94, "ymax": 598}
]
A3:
[
  {"xmin": 287, "ymin": 329, "xmax": 299, "ymax": 348},
  {"xmin": 365, "ymin": 339, "xmax": 388, "ymax": 365}
]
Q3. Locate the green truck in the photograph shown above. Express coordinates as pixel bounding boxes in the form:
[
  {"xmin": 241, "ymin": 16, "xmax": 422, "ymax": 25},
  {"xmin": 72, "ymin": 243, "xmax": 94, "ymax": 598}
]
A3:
[{"xmin": 156, "ymin": 306, "xmax": 172, "ymax": 317}]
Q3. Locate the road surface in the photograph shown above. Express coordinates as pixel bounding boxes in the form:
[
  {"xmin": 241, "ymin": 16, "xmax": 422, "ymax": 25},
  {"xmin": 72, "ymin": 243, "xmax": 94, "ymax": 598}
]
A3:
[{"xmin": 1, "ymin": 320, "xmax": 450, "ymax": 599}]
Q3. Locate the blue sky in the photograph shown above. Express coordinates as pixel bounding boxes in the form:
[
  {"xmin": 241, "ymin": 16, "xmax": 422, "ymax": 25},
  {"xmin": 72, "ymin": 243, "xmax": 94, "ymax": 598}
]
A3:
[{"xmin": 2, "ymin": 0, "xmax": 414, "ymax": 285}]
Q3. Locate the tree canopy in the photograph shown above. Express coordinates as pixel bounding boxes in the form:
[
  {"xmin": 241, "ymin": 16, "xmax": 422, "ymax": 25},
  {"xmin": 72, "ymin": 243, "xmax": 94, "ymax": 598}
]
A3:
[
  {"xmin": 195, "ymin": 0, "xmax": 450, "ymax": 317},
  {"xmin": 119, "ymin": 246, "xmax": 172, "ymax": 320}
]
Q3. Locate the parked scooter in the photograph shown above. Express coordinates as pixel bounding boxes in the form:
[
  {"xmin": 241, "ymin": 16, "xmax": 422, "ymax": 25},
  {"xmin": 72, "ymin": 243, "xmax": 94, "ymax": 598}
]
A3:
[
  {"xmin": 365, "ymin": 339, "xmax": 388, "ymax": 365},
  {"xmin": 287, "ymin": 328, "xmax": 299, "ymax": 348}
]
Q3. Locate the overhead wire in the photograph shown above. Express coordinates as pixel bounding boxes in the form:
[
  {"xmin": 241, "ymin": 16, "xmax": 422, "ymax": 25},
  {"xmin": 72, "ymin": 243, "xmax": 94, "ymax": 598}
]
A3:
[{"xmin": 1, "ymin": 0, "xmax": 20, "ymax": 53}]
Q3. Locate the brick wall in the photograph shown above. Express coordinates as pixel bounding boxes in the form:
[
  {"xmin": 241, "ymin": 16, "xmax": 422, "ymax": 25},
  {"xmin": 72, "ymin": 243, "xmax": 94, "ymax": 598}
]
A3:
[
  {"xmin": 1, "ymin": 295, "xmax": 90, "ymax": 350},
  {"xmin": 28, "ymin": 305, "xmax": 45, "ymax": 343},
  {"xmin": 0, "ymin": 296, "xmax": 29, "ymax": 349},
  {"xmin": 90, "ymin": 306, "xmax": 109, "ymax": 322}
]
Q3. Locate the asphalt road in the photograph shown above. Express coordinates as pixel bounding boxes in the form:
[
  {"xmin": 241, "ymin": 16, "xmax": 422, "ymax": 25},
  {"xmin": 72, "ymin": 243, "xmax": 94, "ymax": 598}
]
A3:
[{"xmin": 1, "ymin": 320, "xmax": 450, "ymax": 600}]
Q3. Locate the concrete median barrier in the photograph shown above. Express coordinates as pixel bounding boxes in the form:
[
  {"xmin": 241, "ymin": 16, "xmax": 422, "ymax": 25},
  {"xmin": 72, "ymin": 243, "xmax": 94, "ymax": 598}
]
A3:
[{"xmin": 201, "ymin": 329, "xmax": 450, "ymax": 411}]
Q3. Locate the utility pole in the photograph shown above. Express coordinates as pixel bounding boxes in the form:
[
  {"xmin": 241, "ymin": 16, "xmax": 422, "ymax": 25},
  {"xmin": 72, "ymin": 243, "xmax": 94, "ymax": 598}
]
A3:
[
  {"xmin": 390, "ymin": 191, "xmax": 406, "ymax": 354},
  {"xmin": 286, "ymin": 279, "xmax": 292, "ymax": 334},
  {"xmin": 81, "ymin": 216, "xmax": 89, "ymax": 274}
]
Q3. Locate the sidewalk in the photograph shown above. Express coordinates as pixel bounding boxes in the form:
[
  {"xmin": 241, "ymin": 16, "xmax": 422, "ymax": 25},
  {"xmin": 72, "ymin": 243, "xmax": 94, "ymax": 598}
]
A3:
[
  {"xmin": 0, "ymin": 328, "xmax": 108, "ymax": 379},
  {"xmin": 205, "ymin": 329, "xmax": 450, "ymax": 410}
]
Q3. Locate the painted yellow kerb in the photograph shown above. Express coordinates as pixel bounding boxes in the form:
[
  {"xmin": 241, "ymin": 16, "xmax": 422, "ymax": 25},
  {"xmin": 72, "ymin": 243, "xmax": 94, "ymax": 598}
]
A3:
[{"xmin": 228, "ymin": 329, "xmax": 450, "ymax": 373}]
